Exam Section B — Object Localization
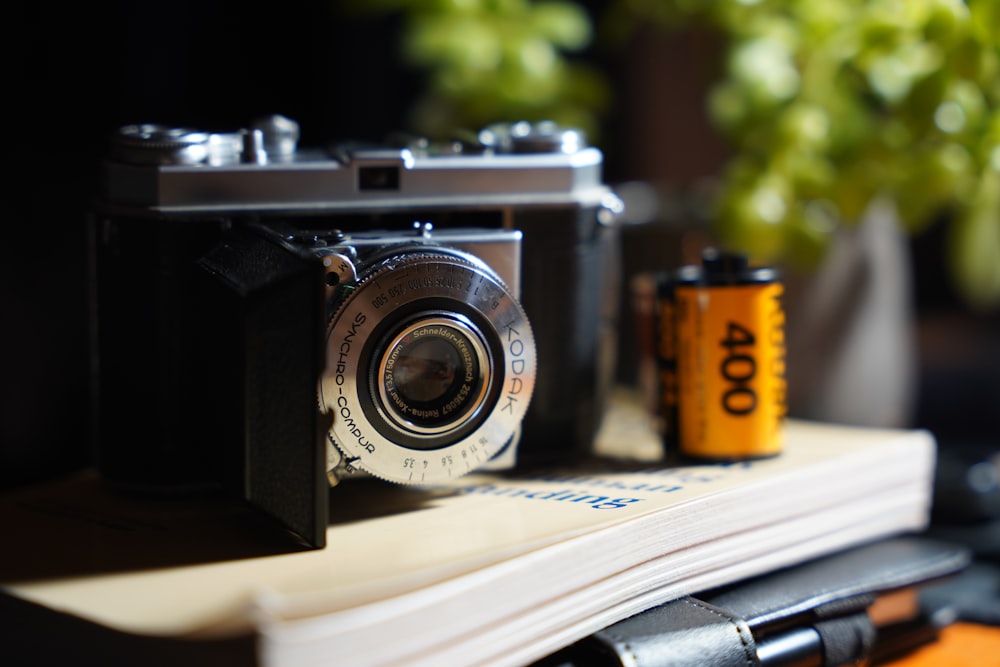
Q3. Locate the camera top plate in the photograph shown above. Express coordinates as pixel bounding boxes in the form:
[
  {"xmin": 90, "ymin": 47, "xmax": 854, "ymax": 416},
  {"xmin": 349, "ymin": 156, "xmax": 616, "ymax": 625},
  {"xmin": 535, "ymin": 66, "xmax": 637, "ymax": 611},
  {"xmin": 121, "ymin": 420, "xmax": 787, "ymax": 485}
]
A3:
[{"xmin": 103, "ymin": 117, "xmax": 613, "ymax": 214}]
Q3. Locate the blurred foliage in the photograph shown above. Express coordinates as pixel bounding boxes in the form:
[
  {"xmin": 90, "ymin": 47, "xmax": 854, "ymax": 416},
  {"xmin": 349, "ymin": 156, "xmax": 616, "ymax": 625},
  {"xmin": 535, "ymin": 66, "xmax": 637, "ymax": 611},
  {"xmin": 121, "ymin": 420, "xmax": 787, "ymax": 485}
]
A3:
[
  {"xmin": 343, "ymin": 0, "xmax": 611, "ymax": 139},
  {"xmin": 350, "ymin": 0, "xmax": 1000, "ymax": 311},
  {"xmin": 612, "ymin": 0, "xmax": 1000, "ymax": 311}
]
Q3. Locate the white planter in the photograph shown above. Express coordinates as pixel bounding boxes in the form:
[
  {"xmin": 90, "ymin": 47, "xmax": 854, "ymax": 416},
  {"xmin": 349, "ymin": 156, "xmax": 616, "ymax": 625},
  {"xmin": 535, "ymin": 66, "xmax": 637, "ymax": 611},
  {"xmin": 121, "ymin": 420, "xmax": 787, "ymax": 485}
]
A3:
[{"xmin": 785, "ymin": 198, "xmax": 918, "ymax": 428}]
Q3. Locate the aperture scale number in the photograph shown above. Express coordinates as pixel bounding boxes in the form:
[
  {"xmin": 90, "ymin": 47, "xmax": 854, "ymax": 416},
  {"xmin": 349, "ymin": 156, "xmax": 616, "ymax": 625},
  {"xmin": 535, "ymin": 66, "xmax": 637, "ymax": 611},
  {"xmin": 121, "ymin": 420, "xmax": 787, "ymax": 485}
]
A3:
[{"xmin": 400, "ymin": 441, "xmax": 483, "ymax": 480}]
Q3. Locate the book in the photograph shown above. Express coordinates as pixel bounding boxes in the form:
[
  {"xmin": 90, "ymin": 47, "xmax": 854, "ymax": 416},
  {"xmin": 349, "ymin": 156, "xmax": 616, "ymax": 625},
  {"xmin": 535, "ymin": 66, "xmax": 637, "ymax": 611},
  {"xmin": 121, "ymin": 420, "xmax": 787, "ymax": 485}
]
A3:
[{"xmin": 0, "ymin": 398, "xmax": 936, "ymax": 667}]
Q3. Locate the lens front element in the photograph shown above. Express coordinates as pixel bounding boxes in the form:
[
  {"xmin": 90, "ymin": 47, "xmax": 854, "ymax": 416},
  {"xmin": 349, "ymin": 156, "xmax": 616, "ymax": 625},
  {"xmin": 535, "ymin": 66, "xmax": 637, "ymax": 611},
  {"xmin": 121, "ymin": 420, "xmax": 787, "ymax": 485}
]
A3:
[{"xmin": 378, "ymin": 315, "xmax": 491, "ymax": 440}]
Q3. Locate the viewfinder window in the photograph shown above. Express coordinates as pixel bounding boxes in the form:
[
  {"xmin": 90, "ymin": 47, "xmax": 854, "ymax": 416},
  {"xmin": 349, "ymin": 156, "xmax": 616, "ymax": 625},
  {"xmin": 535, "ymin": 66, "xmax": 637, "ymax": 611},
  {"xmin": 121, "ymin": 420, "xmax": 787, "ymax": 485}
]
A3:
[{"xmin": 359, "ymin": 166, "xmax": 400, "ymax": 191}]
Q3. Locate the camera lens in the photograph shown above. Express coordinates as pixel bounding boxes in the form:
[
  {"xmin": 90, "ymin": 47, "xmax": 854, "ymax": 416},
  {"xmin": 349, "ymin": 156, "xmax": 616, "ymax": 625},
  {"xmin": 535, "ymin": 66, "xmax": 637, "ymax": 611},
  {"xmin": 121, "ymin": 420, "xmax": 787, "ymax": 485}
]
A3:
[
  {"xmin": 376, "ymin": 315, "xmax": 491, "ymax": 441},
  {"xmin": 320, "ymin": 250, "xmax": 535, "ymax": 485}
]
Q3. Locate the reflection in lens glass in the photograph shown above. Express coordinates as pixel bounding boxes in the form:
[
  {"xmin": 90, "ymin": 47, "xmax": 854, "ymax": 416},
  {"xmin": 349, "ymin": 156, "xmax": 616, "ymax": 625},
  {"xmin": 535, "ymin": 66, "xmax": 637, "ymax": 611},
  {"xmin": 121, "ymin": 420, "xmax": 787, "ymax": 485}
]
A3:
[{"xmin": 393, "ymin": 338, "xmax": 460, "ymax": 403}]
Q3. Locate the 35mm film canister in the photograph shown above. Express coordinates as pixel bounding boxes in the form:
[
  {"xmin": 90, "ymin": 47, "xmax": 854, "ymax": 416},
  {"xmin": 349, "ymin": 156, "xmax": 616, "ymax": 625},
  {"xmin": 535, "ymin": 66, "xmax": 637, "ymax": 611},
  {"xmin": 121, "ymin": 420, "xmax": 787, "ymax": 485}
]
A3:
[
  {"xmin": 631, "ymin": 266, "xmax": 700, "ymax": 452},
  {"xmin": 630, "ymin": 272, "xmax": 666, "ymax": 440},
  {"xmin": 675, "ymin": 249, "xmax": 786, "ymax": 459}
]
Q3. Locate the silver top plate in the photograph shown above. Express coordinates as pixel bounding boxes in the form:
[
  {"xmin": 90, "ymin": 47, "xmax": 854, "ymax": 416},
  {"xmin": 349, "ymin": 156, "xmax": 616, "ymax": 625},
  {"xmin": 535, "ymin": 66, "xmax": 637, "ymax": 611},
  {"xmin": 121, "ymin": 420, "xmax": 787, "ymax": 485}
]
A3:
[{"xmin": 105, "ymin": 146, "xmax": 611, "ymax": 213}]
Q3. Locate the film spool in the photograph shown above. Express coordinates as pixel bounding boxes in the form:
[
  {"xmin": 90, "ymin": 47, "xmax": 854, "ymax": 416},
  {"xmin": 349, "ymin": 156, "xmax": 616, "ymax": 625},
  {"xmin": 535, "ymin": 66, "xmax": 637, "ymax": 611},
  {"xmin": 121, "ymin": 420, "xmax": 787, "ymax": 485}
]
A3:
[{"xmin": 674, "ymin": 249, "xmax": 787, "ymax": 459}]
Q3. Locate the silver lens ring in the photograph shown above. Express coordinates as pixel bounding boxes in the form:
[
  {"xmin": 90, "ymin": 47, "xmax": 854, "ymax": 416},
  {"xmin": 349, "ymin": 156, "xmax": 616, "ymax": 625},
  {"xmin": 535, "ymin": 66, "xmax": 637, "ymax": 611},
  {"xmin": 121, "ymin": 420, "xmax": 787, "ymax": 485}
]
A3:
[
  {"xmin": 319, "ymin": 252, "xmax": 536, "ymax": 485},
  {"xmin": 375, "ymin": 314, "xmax": 492, "ymax": 439}
]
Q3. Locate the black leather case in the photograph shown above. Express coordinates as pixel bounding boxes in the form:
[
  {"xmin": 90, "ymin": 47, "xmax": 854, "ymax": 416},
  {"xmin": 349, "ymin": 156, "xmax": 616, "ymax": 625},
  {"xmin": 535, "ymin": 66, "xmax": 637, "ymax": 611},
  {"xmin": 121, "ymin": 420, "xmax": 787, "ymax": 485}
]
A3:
[{"xmin": 536, "ymin": 537, "xmax": 971, "ymax": 667}]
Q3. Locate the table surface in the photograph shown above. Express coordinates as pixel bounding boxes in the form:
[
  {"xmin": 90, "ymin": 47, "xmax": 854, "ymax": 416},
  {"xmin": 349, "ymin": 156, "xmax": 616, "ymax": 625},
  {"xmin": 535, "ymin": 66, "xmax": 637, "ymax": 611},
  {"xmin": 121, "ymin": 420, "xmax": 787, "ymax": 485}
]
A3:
[{"xmin": 887, "ymin": 623, "xmax": 1000, "ymax": 666}]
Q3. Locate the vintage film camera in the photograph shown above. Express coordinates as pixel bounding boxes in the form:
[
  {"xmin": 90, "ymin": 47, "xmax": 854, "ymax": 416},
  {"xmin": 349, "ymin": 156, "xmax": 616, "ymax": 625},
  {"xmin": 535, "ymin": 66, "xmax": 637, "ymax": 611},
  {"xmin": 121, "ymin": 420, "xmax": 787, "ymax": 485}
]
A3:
[{"xmin": 93, "ymin": 115, "xmax": 623, "ymax": 547}]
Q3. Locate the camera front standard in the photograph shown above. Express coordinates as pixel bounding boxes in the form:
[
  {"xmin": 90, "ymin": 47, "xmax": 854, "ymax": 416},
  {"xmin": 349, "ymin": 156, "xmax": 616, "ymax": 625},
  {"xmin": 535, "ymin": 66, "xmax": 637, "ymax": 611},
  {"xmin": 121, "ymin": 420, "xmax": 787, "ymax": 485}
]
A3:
[{"xmin": 314, "ymin": 224, "xmax": 535, "ymax": 486}]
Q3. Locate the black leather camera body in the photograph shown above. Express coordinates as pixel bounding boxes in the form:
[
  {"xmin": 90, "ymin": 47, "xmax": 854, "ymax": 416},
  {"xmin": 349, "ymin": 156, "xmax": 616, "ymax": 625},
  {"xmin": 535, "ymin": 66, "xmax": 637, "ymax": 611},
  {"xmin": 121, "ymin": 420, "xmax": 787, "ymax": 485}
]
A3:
[{"xmin": 92, "ymin": 116, "xmax": 623, "ymax": 547}]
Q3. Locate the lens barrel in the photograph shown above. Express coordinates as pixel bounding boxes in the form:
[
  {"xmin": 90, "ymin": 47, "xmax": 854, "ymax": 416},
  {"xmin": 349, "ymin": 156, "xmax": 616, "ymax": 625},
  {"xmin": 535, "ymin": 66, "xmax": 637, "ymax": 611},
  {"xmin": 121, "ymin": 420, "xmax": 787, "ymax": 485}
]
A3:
[
  {"xmin": 319, "ymin": 250, "xmax": 536, "ymax": 485},
  {"xmin": 375, "ymin": 314, "xmax": 492, "ymax": 442}
]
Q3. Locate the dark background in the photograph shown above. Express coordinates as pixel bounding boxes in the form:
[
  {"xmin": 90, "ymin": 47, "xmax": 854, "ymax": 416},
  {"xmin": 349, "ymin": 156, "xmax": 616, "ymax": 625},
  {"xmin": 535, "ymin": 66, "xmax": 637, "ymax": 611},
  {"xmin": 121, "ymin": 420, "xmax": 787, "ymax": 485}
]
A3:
[
  {"xmin": 6, "ymin": 1, "xmax": 422, "ymax": 488},
  {"xmin": 5, "ymin": 1, "xmax": 995, "ymax": 490}
]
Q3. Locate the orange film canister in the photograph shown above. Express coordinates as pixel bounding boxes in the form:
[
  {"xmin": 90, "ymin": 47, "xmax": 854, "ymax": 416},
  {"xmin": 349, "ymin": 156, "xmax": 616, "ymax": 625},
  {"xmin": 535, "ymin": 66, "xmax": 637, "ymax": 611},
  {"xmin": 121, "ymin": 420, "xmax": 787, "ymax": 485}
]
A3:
[
  {"xmin": 648, "ymin": 265, "xmax": 701, "ymax": 450},
  {"xmin": 629, "ymin": 272, "xmax": 664, "ymax": 435},
  {"xmin": 674, "ymin": 249, "xmax": 786, "ymax": 459}
]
